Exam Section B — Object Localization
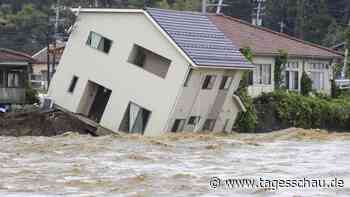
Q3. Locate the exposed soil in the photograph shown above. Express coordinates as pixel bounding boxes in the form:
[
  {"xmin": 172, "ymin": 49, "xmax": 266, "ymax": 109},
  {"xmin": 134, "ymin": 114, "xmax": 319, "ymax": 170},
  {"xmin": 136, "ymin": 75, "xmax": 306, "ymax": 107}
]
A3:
[{"xmin": 0, "ymin": 110, "xmax": 93, "ymax": 137}]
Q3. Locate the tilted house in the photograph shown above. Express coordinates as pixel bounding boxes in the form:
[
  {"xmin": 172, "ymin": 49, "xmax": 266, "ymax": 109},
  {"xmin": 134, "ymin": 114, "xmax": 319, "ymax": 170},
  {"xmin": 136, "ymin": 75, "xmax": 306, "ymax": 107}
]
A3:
[
  {"xmin": 48, "ymin": 8, "xmax": 254, "ymax": 136},
  {"xmin": 0, "ymin": 48, "xmax": 33, "ymax": 104},
  {"xmin": 210, "ymin": 15, "xmax": 343, "ymax": 97}
]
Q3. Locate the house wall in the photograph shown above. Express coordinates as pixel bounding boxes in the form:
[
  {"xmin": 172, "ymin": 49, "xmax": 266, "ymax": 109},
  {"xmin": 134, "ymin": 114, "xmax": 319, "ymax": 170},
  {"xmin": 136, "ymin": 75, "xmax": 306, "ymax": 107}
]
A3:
[
  {"xmin": 248, "ymin": 56, "xmax": 333, "ymax": 97},
  {"xmin": 48, "ymin": 12, "xmax": 189, "ymax": 136},
  {"xmin": 167, "ymin": 68, "xmax": 244, "ymax": 132}
]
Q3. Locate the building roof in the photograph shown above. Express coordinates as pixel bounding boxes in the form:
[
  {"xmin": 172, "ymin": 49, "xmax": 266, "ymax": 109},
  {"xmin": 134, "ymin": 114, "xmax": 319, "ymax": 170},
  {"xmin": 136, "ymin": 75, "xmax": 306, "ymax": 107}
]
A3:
[
  {"xmin": 73, "ymin": 8, "xmax": 254, "ymax": 69},
  {"xmin": 32, "ymin": 42, "xmax": 65, "ymax": 64},
  {"xmin": 209, "ymin": 15, "xmax": 343, "ymax": 59},
  {"xmin": 0, "ymin": 48, "xmax": 34, "ymax": 63},
  {"xmin": 146, "ymin": 8, "xmax": 254, "ymax": 69}
]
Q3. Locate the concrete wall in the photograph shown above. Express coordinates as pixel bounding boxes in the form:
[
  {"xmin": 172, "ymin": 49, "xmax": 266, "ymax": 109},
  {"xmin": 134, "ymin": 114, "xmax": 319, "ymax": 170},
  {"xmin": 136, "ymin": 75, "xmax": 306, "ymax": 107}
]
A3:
[
  {"xmin": 167, "ymin": 68, "xmax": 244, "ymax": 132},
  {"xmin": 49, "ymin": 12, "xmax": 189, "ymax": 136},
  {"xmin": 248, "ymin": 56, "xmax": 333, "ymax": 97}
]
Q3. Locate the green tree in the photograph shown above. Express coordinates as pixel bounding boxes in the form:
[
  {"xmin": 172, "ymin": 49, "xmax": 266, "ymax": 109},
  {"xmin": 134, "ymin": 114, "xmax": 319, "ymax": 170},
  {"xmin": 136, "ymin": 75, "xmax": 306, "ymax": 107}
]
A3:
[
  {"xmin": 274, "ymin": 50, "xmax": 288, "ymax": 89},
  {"xmin": 300, "ymin": 71, "xmax": 312, "ymax": 96}
]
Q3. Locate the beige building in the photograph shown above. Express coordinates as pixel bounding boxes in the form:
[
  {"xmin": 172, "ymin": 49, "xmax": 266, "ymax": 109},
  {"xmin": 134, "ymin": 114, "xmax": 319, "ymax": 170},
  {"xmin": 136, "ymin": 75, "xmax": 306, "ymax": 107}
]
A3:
[
  {"xmin": 210, "ymin": 15, "xmax": 343, "ymax": 97},
  {"xmin": 48, "ymin": 8, "xmax": 253, "ymax": 136},
  {"xmin": 31, "ymin": 43, "xmax": 65, "ymax": 91}
]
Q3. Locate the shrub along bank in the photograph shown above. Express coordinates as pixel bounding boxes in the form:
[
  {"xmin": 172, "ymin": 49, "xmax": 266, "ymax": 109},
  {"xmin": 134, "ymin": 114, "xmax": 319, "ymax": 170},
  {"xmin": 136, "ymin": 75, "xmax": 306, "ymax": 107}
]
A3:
[{"xmin": 253, "ymin": 91, "xmax": 350, "ymax": 132}]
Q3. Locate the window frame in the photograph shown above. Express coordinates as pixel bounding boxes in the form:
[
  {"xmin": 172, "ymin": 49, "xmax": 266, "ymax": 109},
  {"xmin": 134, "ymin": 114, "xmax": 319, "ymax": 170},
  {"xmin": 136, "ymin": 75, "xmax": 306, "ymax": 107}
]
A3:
[
  {"xmin": 254, "ymin": 64, "xmax": 272, "ymax": 85},
  {"xmin": 188, "ymin": 116, "xmax": 200, "ymax": 125},
  {"xmin": 219, "ymin": 76, "xmax": 233, "ymax": 90},
  {"xmin": 86, "ymin": 31, "xmax": 113, "ymax": 54},
  {"xmin": 202, "ymin": 75, "xmax": 217, "ymax": 90}
]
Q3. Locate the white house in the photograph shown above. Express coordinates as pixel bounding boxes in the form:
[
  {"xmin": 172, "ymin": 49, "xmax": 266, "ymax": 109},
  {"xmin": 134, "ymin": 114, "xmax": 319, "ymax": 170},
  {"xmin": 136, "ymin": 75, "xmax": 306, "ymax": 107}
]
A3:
[
  {"xmin": 48, "ymin": 8, "xmax": 254, "ymax": 136},
  {"xmin": 210, "ymin": 15, "xmax": 343, "ymax": 97}
]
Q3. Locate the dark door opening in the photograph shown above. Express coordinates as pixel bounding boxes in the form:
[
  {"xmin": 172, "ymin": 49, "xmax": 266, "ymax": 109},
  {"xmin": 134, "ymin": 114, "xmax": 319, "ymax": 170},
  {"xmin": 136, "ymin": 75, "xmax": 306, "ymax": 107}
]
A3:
[
  {"xmin": 88, "ymin": 84, "xmax": 112, "ymax": 123},
  {"xmin": 118, "ymin": 102, "xmax": 151, "ymax": 134},
  {"xmin": 171, "ymin": 119, "xmax": 185, "ymax": 133}
]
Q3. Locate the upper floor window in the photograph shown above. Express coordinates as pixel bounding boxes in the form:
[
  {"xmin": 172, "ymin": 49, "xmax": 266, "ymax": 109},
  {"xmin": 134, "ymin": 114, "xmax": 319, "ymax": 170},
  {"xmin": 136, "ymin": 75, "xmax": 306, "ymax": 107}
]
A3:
[
  {"xmin": 68, "ymin": 76, "xmax": 79, "ymax": 93},
  {"xmin": 255, "ymin": 64, "xmax": 271, "ymax": 85},
  {"xmin": 184, "ymin": 68, "xmax": 193, "ymax": 87},
  {"xmin": 128, "ymin": 44, "xmax": 171, "ymax": 78},
  {"xmin": 219, "ymin": 76, "xmax": 233, "ymax": 90},
  {"xmin": 86, "ymin": 31, "xmax": 112, "ymax": 54},
  {"xmin": 202, "ymin": 75, "xmax": 216, "ymax": 89}
]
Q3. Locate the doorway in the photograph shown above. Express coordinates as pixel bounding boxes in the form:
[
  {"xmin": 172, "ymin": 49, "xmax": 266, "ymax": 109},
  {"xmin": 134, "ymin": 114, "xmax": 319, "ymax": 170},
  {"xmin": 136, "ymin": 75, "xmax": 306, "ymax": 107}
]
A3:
[
  {"xmin": 119, "ymin": 102, "xmax": 151, "ymax": 134},
  {"xmin": 77, "ymin": 81, "xmax": 112, "ymax": 123}
]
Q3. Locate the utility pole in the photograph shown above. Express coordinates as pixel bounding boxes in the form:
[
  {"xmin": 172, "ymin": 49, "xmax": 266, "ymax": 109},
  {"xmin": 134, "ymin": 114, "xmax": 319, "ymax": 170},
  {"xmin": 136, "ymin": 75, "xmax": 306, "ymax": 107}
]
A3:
[
  {"xmin": 202, "ymin": 0, "xmax": 227, "ymax": 14},
  {"xmin": 216, "ymin": 0, "xmax": 224, "ymax": 14},
  {"xmin": 202, "ymin": 0, "xmax": 207, "ymax": 14},
  {"xmin": 341, "ymin": 19, "xmax": 350, "ymax": 80},
  {"xmin": 252, "ymin": 0, "xmax": 266, "ymax": 26},
  {"xmin": 52, "ymin": 0, "xmax": 60, "ymax": 78},
  {"xmin": 279, "ymin": 21, "xmax": 286, "ymax": 33}
]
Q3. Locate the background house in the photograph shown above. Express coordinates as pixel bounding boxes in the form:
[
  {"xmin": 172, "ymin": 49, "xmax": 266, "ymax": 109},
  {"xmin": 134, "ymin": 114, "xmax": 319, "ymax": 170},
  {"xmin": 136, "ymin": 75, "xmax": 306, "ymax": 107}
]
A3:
[
  {"xmin": 0, "ymin": 48, "xmax": 33, "ymax": 104},
  {"xmin": 49, "ymin": 8, "xmax": 253, "ymax": 136},
  {"xmin": 31, "ymin": 42, "xmax": 65, "ymax": 91},
  {"xmin": 210, "ymin": 15, "xmax": 344, "ymax": 97}
]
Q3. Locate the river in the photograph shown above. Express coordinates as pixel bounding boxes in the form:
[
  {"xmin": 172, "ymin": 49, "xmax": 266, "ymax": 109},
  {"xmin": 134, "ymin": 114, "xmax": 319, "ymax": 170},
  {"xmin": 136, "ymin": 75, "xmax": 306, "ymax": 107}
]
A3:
[{"xmin": 0, "ymin": 128, "xmax": 349, "ymax": 197}]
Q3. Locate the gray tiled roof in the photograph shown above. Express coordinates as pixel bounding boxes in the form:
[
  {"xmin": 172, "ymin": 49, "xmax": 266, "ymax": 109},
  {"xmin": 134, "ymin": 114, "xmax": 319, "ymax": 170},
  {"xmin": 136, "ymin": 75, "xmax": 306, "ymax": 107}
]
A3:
[{"xmin": 146, "ymin": 8, "xmax": 254, "ymax": 69}]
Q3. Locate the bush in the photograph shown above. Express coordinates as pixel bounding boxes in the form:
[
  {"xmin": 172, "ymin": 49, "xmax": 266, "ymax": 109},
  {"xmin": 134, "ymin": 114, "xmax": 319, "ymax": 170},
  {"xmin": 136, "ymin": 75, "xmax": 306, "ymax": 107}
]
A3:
[
  {"xmin": 300, "ymin": 71, "xmax": 312, "ymax": 96},
  {"xmin": 255, "ymin": 91, "xmax": 350, "ymax": 131},
  {"xmin": 25, "ymin": 82, "xmax": 39, "ymax": 104}
]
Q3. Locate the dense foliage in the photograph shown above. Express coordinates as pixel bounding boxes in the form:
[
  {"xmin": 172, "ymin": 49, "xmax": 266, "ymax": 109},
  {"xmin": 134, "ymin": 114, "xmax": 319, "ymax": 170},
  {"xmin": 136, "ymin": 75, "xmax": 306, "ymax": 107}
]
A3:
[
  {"xmin": 234, "ymin": 47, "xmax": 257, "ymax": 133},
  {"xmin": 256, "ymin": 91, "xmax": 350, "ymax": 131},
  {"xmin": 274, "ymin": 50, "xmax": 288, "ymax": 89}
]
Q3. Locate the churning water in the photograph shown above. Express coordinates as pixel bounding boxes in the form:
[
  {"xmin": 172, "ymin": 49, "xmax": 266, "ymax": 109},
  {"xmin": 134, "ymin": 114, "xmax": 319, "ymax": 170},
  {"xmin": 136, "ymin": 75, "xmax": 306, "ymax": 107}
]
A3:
[{"xmin": 0, "ymin": 128, "xmax": 349, "ymax": 197}]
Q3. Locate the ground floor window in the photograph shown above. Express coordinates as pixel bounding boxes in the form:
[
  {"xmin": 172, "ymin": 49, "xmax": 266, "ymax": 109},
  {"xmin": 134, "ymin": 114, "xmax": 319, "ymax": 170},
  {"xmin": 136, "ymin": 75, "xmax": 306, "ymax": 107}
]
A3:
[
  {"xmin": 202, "ymin": 119, "xmax": 216, "ymax": 131},
  {"xmin": 7, "ymin": 72, "xmax": 21, "ymax": 88},
  {"xmin": 188, "ymin": 116, "xmax": 200, "ymax": 125},
  {"xmin": 255, "ymin": 64, "xmax": 271, "ymax": 85},
  {"xmin": 310, "ymin": 71, "xmax": 324, "ymax": 90},
  {"xmin": 0, "ymin": 70, "xmax": 4, "ymax": 87},
  {"xmin": 285, "ymin": 71, "xmax": 299, "ymax": 90},
  {"xmin": 171, "ymin": 119, "xmax": 186, "ymax": 133},
  {"xmin": 119, "ymin": 102, "xmax": 151, "ymax": 134}
]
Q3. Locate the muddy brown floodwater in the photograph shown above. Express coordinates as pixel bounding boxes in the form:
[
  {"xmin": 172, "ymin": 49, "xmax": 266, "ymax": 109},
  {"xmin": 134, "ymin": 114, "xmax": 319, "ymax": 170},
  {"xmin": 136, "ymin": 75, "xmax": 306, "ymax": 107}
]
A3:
[{"xmin": 0, "ymin": 128, "xmax": 350, "ymax": 197}]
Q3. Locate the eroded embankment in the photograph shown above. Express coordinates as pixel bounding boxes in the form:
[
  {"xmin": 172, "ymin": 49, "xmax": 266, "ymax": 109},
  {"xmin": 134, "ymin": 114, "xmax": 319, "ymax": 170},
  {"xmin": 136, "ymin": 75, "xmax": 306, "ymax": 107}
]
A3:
[{"xmin": 0, "ymin": 110, "xmax": 92, "ymax": 136}]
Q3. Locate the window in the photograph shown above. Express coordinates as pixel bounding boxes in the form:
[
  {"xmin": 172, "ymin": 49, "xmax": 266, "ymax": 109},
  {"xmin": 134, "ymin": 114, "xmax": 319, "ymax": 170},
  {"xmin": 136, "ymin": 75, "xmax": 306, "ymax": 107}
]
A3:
[
  {"xmin": 219, "ymin": 76, "xmax": 233, "ymax": 90},
  {"xmin": 255, "ymin": 64, "xmax": 271, "ymax": 85},
  {"xmin": 30, "ymin": 74, "xmax": 42, "ymax": 81},
  {"xmin": 7, "ymin": 72, "xmax": 20, "ymax": 88},
  {"xmin": 188, "ymin": 116, "xmax": 200, "ymax": 125},
  {"xmin": 309, "ymin": 62, "xmax": 328, "ymax": 70},
  {"xmin": 86, "ymin": 31, "xmax": 112, "ymax": 53},
  {"xmin": 128, "ymin": 44, "xmax": 171, "ymax": 78},
  {"xmin": 171, "ymin": 119, "xmax": 186, "ymax": 133},
  {"xmin": 0, "ymin": 70, "xmax": 4, "ymax": 87},
  {"xmin": 202, "ymin": 119, "xmax": 216, "ymax": 131},
  {"xmin": 310, "ymin": 71, "xmax": 324, "ymax": 90},
  {"xmin": 68, "ymin": 76, "xmax": 78, "ymax": 93},
  {"xmin": 248, "ymin": 70, "xmax": 253, "ymax": 85},
  {"xmin": 118, "ymin": 102, "xmax": 151, "ymax": 134},
  {"xmin": 285, "ymin": 71, "xmax": 299, "ymax": 90},
  {"xmin": 184, "ymin": 68, "xmax": 193, "ymax": 87},
  {"xmin": 202, "ymin": 75, "xmax": 216, "ymax": 89}
]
